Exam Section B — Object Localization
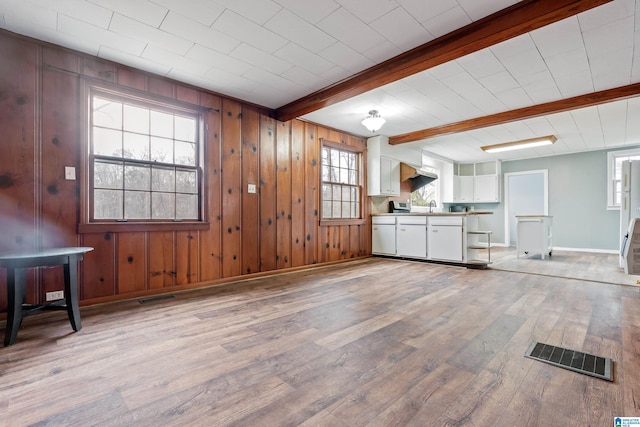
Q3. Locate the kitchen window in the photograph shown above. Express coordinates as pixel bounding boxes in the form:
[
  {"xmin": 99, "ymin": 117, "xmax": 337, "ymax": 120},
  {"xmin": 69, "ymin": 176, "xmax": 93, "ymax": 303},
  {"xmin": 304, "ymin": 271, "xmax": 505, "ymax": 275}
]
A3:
[
  {"xmin": 410, "ymin": 166, "xmax": 439, "ymax": 209},
  {"xmin": 608, "ymin": 148, "xmax": 640, "ymax": 209},
  {"xmin": 321, "ymin": 142, "xmax": 362, "ymax": 221},
  {"xmin": 80, "ymin": 84, "xmax": 207, "ymax": 231}
]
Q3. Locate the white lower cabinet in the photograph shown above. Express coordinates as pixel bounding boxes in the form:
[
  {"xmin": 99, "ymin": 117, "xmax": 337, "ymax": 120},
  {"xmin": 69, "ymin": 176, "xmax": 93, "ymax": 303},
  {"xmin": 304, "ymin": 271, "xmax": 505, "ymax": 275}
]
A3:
[
  {"xmin": 372, "ymin": 216, "xmax": 396, "ymax": 255},
  {"xmin": 428, "ymin": 217, "xmax": 463, "ymax": 262},
  {"xmin": 396, "ymin": 216, "xmax": 427, "ymax": 258}
]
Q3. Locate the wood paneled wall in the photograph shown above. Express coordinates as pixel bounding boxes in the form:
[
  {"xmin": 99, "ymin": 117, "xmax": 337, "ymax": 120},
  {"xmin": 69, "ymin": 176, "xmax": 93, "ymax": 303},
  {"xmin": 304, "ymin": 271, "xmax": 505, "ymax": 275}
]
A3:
[{"xmin": 0, "ymin": 30, "xmax": 370, "ymax": 309}]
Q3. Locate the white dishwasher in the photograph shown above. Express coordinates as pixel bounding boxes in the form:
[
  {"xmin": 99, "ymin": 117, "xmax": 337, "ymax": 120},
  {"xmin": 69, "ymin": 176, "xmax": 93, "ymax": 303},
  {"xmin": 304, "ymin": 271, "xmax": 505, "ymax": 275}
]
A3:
[
  {"xmin": 396, "ymin": 216, "xmax": 427, "ymax": 259},
  {"xmin": 428, "ymin": 216, "xmax": 463, "ymax": 262}
]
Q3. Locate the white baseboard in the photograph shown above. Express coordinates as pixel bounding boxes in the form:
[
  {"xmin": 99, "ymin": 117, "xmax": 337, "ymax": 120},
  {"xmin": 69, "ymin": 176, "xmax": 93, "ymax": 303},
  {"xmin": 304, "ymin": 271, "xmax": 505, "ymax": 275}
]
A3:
[{"xmin": 493, "ymin": 243, "xmax": 619, "ymax": 254}]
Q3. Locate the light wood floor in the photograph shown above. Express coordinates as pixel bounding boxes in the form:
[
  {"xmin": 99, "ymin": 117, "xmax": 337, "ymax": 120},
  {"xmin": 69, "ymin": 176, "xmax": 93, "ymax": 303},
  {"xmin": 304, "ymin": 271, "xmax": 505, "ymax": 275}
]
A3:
[{"xmin": 1, "ymin": 254, "xmax": 640, "ymax": 426}]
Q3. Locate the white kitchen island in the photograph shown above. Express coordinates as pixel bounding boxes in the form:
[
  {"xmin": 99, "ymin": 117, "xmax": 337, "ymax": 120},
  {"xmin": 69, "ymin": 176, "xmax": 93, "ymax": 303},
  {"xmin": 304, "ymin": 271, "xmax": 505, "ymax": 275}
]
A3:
[{"xmin": 371, "ymin": 212, "xmax": 493, "ymax": 268}]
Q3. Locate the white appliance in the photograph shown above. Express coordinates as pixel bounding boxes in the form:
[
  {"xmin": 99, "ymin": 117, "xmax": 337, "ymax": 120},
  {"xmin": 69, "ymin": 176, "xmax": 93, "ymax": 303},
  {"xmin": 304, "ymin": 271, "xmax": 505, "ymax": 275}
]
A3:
[
  {"xmin": 621, "ymin": 218, "xmax": 640, "ymax": 274},
  {"xmin": 620, "ymin": 161, "xmax": 640, "ymax": 267}
]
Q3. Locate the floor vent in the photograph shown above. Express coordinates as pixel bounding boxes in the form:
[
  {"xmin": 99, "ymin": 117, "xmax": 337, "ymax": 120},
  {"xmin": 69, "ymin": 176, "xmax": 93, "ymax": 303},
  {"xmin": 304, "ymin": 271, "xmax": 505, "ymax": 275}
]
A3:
[
  {"xmin": 525, "ymin": 341, "xmax": 612, "ymax": 381},
  {"xmin": 138, "ymin": 294, "xmax": 175, "ymax": 304}
]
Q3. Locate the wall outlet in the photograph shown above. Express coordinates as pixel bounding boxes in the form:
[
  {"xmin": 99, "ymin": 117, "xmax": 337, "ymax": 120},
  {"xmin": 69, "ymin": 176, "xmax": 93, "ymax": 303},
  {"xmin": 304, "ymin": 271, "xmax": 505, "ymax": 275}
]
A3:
[
  {"xmin": 248, "ymin": 183, "xmax": 256, "ymax": 194},
  {"xmin": 46, "ymin": 290, "xmax": 64, "ymax": 301},
  {"xmin": 64, "ymin": 166, "xmax": 76, "ymax": 180}
]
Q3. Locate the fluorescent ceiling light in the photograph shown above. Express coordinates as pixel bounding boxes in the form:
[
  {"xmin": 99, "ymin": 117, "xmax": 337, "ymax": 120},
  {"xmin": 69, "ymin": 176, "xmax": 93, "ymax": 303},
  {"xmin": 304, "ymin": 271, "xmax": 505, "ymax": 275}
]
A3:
[
  {"xmin": 361, "ymin": 110, "xmax": 385, "ymax": 132},
  {"xmin": 481, "ymin": 135, "xmax": 557, "ymax": 153}
]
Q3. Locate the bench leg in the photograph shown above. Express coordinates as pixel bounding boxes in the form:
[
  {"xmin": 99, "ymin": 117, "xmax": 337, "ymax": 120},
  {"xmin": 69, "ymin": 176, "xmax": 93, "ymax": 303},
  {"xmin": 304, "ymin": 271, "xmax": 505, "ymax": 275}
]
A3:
[
  {"xmin": 64, "ymin": 258, "xmax": 82, "ymax": 332},
  {"xmin": 4, "ymin": 268, "xmax": 25, "ymax": 346}
]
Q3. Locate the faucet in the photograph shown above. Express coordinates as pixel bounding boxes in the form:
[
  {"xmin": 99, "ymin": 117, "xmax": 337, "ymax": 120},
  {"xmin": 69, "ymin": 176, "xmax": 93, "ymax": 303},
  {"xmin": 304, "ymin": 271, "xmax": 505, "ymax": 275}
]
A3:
[{"xmin": 429, "ymin": 200, "xmax": 437, "ymax": 213}]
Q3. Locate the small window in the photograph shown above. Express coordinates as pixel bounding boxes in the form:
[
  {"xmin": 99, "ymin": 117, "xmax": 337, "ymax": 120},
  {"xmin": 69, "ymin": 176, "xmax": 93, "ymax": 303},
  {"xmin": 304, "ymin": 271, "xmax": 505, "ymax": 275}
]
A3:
[
  {"xmin": 321, "ymin": 144, "xmax": 362, "ymax": 220},
  {"xmin": 89, "ymin": 90, "xmax": 202, "ymax": 222},
  {"xmin": 607, "ymin": 148, "xmax": 640, "ymax": 209}
]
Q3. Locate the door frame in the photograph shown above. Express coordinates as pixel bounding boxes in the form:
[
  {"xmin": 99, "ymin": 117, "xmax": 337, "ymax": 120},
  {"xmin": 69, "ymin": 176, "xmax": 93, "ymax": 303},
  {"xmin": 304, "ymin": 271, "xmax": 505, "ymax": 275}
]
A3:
[{"xmin": 504, "ymin": 169, "xmax": 549, "ymax": 246}]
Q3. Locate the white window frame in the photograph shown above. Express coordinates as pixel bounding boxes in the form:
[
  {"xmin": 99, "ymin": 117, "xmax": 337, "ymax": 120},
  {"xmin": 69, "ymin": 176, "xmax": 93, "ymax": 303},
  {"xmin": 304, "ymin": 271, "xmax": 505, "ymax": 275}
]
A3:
[{"xmin": 607, "ymin": 148, "xmax": 640, "ymax": 210}]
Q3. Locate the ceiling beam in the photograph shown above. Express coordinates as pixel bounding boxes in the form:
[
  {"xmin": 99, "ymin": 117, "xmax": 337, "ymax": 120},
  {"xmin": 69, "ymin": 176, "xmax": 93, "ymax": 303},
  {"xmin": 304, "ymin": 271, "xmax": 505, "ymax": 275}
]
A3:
[
  {"xmin": 388, "ymin": 83, "xmax": 640, "ymax": 145},
  {"xmin": 274, "ymin": 0, "xmax": 613, "ymax": 122}
]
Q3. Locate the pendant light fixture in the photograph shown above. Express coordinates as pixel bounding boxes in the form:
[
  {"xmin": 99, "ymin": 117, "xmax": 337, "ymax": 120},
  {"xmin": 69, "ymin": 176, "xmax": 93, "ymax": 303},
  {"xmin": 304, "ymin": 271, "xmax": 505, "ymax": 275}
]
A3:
[{"xmin": 361, "ymin": 110, "xmax": 385, "ymax": 133}]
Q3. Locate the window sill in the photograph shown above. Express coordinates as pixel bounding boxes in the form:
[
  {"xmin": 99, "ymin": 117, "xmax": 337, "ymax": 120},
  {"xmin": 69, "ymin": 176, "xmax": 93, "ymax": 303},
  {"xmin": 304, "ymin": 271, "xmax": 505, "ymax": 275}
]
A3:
[
  {"xmin": 78, "ymin": 222, "xmax": 210, "ymax": 233},
  {"xmin": 319, "ymin": 219, "xmax": 366, "ymax": 227}
]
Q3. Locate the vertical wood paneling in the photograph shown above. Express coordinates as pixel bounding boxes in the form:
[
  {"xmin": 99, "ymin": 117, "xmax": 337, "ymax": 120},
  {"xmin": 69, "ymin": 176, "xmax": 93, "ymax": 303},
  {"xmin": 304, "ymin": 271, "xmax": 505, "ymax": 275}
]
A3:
[
  {"xmin": 276, "ymin": 121, "xmax": 292, "ymax": 269},
  {"xmin": 260, "ymin": 115, "xmax": 277, "ymax": 271},
  {"xmin": 81, "ymin": 233, "xmax": 115, "ymax": 299},
  {"xmin": 290, "ymin": 120, "xmax": 305, "ymax": 267},
  {"xmin": 0, "ymin": 37, "xmax": 38, "ymax": 311},
  {"xmin": 175, "ymin": 231, "xmax": 198, "ymax": 285},
  {"xmin": 148, "ymin": 232, "xmax": 175, "ymax": 289},
  {"xmin": 40, "ymin": 68, "xmax": 80, "ymax": 298},
  {"xmin": 241, "ymin": 106, "xmax": 260, "ymax": 274},
  {"xmin": 199, "ymin": 93, "xmax": 222, "ymax": 281},
  {"xmin": 0, "ymin": 31, "xmax": 370, "ymax": 308},
  {"xmin": 304, "ymin": 123, "xmax": 319, "ymax": 265},
  {"xmin": 117, "ymin": 232, "xmax": 147, "ymax": 294},
  {"xmin": 221, "ymin": 99, "xmax": 242, "ymax": 277},
  {"xmin": 147, "ymin": 76, "xmax": 174, "ymax": 98}
]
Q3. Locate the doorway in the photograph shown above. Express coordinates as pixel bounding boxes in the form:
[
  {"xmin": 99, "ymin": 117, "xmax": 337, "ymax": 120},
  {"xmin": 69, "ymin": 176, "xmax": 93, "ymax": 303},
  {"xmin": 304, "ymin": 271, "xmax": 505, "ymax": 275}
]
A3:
[{"xmin": 504, "ymin": 170, "xmax": 548, "ymax": 246}]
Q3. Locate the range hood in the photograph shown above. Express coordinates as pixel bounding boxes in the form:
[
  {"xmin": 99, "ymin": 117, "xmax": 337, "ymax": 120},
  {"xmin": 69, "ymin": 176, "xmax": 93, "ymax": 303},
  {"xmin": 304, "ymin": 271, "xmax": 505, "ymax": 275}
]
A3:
[{"xmin": 400, "ymin": 163, "xmax": 438, "ymax": 192}]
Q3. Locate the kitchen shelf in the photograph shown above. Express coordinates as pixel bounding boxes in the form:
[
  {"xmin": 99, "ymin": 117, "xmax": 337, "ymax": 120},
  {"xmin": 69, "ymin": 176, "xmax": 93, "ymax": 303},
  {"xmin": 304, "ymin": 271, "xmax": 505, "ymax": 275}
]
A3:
[{"xmin": 467, "ymin": 230, "xmax": 492, "ymax": 265}]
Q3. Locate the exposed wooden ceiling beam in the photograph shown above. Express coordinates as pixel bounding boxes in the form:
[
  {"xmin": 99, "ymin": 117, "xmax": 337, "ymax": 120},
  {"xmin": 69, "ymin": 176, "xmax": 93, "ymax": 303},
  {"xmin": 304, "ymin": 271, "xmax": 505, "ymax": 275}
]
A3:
[
  {"xmin": 388, "ymin": 83, "xmax": 640, "ymax": 145},
  {"xmin": 274, "ymin": 0, "xmax": 613, "ymax": 122}
]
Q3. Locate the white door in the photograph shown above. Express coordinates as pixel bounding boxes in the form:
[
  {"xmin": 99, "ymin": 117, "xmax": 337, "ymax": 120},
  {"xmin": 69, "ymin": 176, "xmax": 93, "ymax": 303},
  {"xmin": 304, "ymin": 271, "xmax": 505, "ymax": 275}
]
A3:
[{"xmin": 504, "ymin": 170, "xmax": 548, "ymax": 246}]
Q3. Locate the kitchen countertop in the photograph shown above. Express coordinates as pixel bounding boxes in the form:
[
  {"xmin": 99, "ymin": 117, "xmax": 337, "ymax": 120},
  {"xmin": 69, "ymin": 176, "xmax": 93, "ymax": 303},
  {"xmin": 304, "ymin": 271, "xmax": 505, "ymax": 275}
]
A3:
[{"xmin": 372, "ymin": 212, "xmax": 493, "ymax": 216}]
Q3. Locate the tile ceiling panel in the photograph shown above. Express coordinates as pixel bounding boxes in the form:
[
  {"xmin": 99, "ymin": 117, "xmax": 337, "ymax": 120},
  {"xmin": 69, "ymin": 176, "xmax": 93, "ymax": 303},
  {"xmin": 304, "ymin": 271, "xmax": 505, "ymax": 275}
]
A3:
[{"xmin": 0, "ymin": 0, "xmax": 638, "ymax": 162}]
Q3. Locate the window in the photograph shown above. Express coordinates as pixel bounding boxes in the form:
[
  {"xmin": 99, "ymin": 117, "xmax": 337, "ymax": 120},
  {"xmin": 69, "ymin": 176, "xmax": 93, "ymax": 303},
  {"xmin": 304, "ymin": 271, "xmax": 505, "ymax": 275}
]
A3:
[
  {"xmin": 321, "ymin": 143, "xmax": 362, "ymax": 220},
  {"xmin": 88, "ymin": 88, "xmax": 202, "ymax": 223},
  {"xmin": 410, "ymin": 166, "xmax": 439, "ymax": 209},
  {"xmin": 607, "ymin": 148, "xmax": 640, "ymax": 209}
]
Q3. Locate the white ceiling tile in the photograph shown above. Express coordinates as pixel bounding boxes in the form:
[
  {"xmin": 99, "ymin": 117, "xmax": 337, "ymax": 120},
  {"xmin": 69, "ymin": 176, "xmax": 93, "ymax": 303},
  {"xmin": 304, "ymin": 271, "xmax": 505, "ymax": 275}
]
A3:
[
  {"xmin": 5, "ymin": 20, "xmax": 101, "ymax": 56},
  {"xmin": 275, "ymin": 42, "xmax": 334, "ymax": 74},
  {"xmin": 230, "ymin": 43, "xmax": 293, "ymax": 75},
  {"xmin": 186, "ymin": 44, "xmax": 252, "ymax": 75},
  {"xmin": 142, "ymin": 44, "xmax": 210, "ymax": 75},
  {"xmin": 58, "ymin": 14, "xmax": 146, "ymax": 56},
  {"xmin": 571, "ymin": 107, "xmax": 604, "ymax": 148},
  {"xmin": 531, "ymin": 16, "xmax": 584, "ymax": 57},
  {"xmin": 110, "ymin": 14, "xmax": 192, "ymax": 55},
  {"xmin": 28, "ymin": 0, "xmax": 112, "ymax": 29},
  {"xmin": 456, "ymin": 49, "xmax": 504, "ymax": 79},
  {"xmin": 149, "ymin": 0, "xmax": 224, "ymax": 26},
  {"xmin": 544, "ymin": 48, "xmax": 590, "ymax": 78},
  {"xmin": 554, "ymin": 69, "xmax": 594, "ymax": 98},
  {"xmin": 522, "ymin": 117, "xmax": 556, "ymax": 135},
  {"xmin": 626, "ymin": 98, "xmax": 640, "ymax": 144},
  {"xmin": 598, "ymin": 100, "xmax": 627, "ymax": 146},
  {"xmin": 497, "ymin": 49, "xmax": 548, "ymax": 80},
  {"xmin": 98, "ymin": 44, "xmax": 171, "ymax": 76},
  {"xmin": 420, "ymin": 5, "xmax": 471, "ymax": 39},
  {"xmin": 203, "ymin": 67, "xmax": 259, "ymax": 92},
  {"xmin": 320, "ymin": 42, "xmax": 375, "ymax": 73},
  {"xmin": 457, "ymin": 0, "xmax": 519, "ymax": 21},
  {"xmin": 319, "ymin": 65, "xmax": 352, "ymax": 83},
  {"xmin": 87, "ymin": 0, "xmax": 167, "ymax": 27},
  {"xmin": 335, "ymin": 0, "xmax": 399, "ymax": 24},
  {"xmin": 362, "ymin": 40, "xmax": 403, "ymax": 63},
  {"xmin": 243, "ymin": 66, "xmax": 301, "ymax": 91},
  {"xmin": 271, "ymin": 0, "xmax": 340, "ymax": 25},
  {"xmin": 212, "ymin": 9, "xmax": 288, "ymax": 54},
  {"xmin": 478, "ymin": 70, "xmax": 519, "ymax": 93},
  {"xmin": 590, "ymin": 47, "xmax": 634, "ymax": 90},
  {"xmin": 501, "ymin": 121, "xmax": 536, "ymax": 140},
  {"xmin": 1, "ymin": 0, "xmax": 57, "ymax": 30},
  {"xmin": 494, "ymin": 87, "xmax": 532, "ymax": 109},
  {"xmin": 517, "ymin": 70, "xmax": 562, "ymax": 103},
  {"xmin": 280, "ymin": 66, "xmax": 329, "ymax": 90},
  {"xmin": 317, "ymin": 7, "xmax": 386, "ymax": 52},
  {"xmin": 265, "ymin": 9, "xmax": 336, "ymax": 53},
  {"xmin": 578, "ymin": 0, "xmax": 636, "ymax": 32},
  {"xmin": 370, "ymin": 6, "xmax": 433, "ymax": 51},
  {"xmin": 396, "ymin": 0, "xmax": 458, "ymax": 24},
  {"xmin": 490, "ymin": 34, "xmax": 536, "ymax": 60},
  {"xmin": 583, "ymin": 15, "xmax": 634, "ymax": 58},
  {"xmin": 160, "ymin": 11, "xmax": 240, "ymax": 54},
  {"xmin": 428, "ymin": 60, "xmax": 466, "ymax": 79},
  {"xmin": 211, "ymin": 0, "xmax": 281, "ymax": 25}
]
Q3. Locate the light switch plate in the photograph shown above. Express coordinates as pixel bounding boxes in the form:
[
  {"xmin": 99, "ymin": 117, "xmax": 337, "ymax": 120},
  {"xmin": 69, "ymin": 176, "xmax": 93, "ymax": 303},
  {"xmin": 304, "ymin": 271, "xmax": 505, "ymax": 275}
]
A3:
[
  {"xmin": 248, "ymin": 183, "xmax": 256, "ymax": 194},
  {"xmin": 64, "ymin": 166, "xmax": 76, "ymax": 180}
]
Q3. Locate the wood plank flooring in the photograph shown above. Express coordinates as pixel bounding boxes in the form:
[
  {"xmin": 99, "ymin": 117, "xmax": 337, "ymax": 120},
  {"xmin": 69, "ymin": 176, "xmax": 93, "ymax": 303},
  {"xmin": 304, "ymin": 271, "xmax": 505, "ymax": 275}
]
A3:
[{"xmin": 1, "ymin": 255, "xmax": 640, "ymax": 426}]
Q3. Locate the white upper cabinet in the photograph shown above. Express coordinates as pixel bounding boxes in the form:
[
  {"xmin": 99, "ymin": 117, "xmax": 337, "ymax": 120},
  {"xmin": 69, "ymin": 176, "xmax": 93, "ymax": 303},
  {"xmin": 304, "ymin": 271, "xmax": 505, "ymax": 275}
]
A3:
[
  {"xmin": 453, "ymin": 161, "xmax": 501, "ymax": 203},
  {"xmin": 368, "ymin": 139, "xmax": 400, "ymax": 196}
]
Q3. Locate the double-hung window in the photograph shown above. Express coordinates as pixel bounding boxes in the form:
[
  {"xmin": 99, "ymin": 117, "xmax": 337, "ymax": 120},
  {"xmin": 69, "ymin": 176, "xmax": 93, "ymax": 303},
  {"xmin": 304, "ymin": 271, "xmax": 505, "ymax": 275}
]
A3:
[
  {"xmin": 87, "ymin": 87, "xmax": 203, "ymax": 224},
  {"xmin": 321, "ymin": 142, "xmax": 362, "ymax": 221},
  {"xmin": 607, "ymin": 148, "xmax": 640, "ymax": 209}
]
